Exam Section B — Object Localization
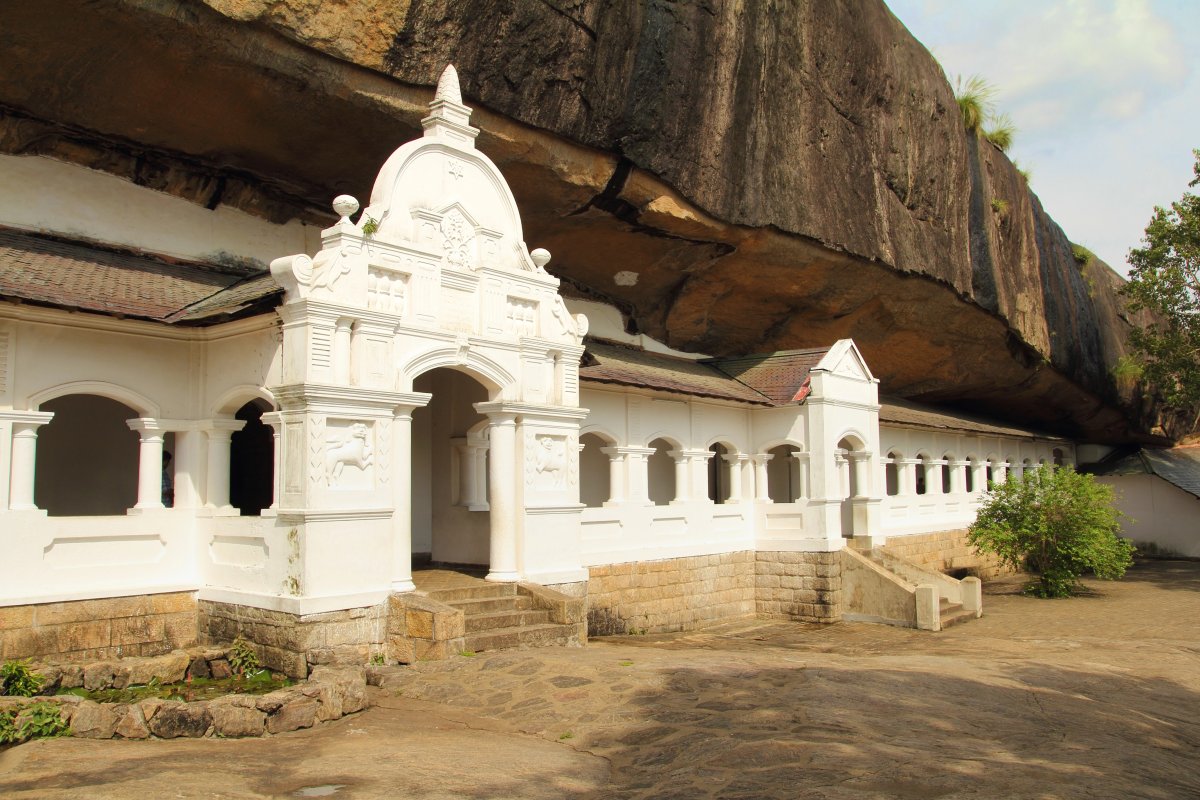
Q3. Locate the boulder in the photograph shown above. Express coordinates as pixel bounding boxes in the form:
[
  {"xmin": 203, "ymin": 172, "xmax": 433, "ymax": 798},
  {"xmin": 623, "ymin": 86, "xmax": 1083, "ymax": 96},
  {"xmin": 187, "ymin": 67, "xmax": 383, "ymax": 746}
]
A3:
[
  {"xmin": 186, "ymin": 656, "xmax": 211, "ymax": 680},
  {"xmin": 209, "ymin": 696, "xmax": 266, "ymax": 738},
  {"xmin": 114, "ymin": 704, "xmax": 151, "ymax": 740},
  {"xmin": 82, "ymin": 662, "xmax": 116, "ymax": 692},
  {"xmin": 148, "ymin": 701, "xmax": 212, "ymax": 739},
  {"xmin": 70, "ymin": 700, "xmax": 118, "ymax": 739},
  {"xmin": 209, "ymin": 659, "xmax": 232, "ymax": 679},
  {"xmin": 58, "ymin": 664, "xmax": 84, "ymax": 689},
  {"xmin": 266, "ymin": 697, "xmax": 319, "ymax": 734}
]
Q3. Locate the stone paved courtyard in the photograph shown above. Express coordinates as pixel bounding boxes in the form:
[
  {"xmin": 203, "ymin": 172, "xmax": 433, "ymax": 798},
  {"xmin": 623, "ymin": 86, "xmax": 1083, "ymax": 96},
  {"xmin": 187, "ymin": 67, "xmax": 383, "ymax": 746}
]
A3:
[{"xmin": 2, "ymin": 559, "xmax": 1199, "ymax": 799}]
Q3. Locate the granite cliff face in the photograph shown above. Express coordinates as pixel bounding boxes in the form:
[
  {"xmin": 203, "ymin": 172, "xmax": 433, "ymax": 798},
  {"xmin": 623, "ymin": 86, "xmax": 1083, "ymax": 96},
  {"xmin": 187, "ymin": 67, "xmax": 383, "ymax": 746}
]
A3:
[{"xmin": 0, "ymin": 0, "xmax": 1169, "ymax": 442}]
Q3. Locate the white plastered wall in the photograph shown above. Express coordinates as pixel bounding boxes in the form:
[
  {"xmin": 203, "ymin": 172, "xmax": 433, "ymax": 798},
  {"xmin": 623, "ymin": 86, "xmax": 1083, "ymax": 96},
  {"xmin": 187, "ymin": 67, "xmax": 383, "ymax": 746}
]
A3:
[
  {"xmin": 1097, "ymin": 474, "xmax": 1200, "ymax": 557},
  {"xmin": 0, "ymin": 154, "xmax": 320, "ymax": 266}
]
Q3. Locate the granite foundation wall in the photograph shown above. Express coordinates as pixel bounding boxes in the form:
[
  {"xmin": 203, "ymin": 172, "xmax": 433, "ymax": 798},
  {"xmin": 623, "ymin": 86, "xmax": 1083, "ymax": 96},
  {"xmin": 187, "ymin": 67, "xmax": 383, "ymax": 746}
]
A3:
[
  {"xmin": 198, "ymin": 600, "xmax": 386, "ymax": 679},
  {"xmin": 586, "ymin": 552, "xmax": 756, "ymax": 636},
  {"xmin": 0, "ymin": 592, "xmax": 197, "ymax": 662},
  {"xmin": 754, "ymin": 551, "xmax": 843, "ymax": 623},
  {"xmin": 882, "ymin": 529, "xmax": 1010, "ymax": 579}
]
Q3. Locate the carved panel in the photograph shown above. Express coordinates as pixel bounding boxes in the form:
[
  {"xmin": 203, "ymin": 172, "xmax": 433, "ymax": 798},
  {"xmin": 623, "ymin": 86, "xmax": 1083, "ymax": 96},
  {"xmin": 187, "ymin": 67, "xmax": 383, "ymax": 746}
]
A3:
[
  {"xmin": 367, "ymin": 268, "xmax": 408, "ymax": 315},
  {"xmin": 285, "ymin": 421, "xmax": 303, "ymax": 493},
  {"xmin": 526, "ymin": 432, "xmax": 567, "ymax": 491},
  {"xmin": 324, "ymin": 420, "xmax": 374, "ymax": 490},
  {"xmin": 441, "ymin": 207, "xmax": 476, "ymax": 269},
  {"xmin": 307, "ymin": 416, "xmax": 326, "ymax": 489},
  {"xmin": 506, "ymin": 296, "xmax": 538, "ymax": 338},
  {"xmin": 376, "ymin": 418, "xmax": 392, "ymax": 485}
]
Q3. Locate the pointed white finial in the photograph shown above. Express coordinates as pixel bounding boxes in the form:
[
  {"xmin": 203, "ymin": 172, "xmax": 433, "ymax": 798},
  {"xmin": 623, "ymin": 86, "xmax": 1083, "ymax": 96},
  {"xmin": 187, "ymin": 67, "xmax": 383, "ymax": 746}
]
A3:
[
  {"xmin": 421, "ymin": 63, "xmax": 478, "ymax": 146},
  {"xmin": 434, "ymin": 64, "xmax": 463, "ymax": 106}
]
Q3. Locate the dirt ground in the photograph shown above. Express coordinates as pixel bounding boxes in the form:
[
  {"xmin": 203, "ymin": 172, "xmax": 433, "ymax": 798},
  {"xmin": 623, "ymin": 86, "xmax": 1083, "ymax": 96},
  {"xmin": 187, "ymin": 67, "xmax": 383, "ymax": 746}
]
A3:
[{"xmin": 2, "ymin": 560, "xmax": 1199, "ymax": 799}]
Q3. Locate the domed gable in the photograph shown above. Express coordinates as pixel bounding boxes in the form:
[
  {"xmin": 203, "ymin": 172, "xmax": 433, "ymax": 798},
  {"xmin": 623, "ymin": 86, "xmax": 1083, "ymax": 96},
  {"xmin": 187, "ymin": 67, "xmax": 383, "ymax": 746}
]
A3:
[
  {"xmin": 270, "ymin": 65, "xmax": 587, "ymax": 350},
  {"xmin": 359, "ymin": 65, "xmax": 539, "ymax": 276}
]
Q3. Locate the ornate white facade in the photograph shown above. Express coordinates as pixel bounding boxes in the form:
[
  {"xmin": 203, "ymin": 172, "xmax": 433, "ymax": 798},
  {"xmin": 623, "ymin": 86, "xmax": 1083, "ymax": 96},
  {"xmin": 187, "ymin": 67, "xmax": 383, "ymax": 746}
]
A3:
[{"xmin": 0, "ymin": 67, "xmax": 1074, "ymax": 658}]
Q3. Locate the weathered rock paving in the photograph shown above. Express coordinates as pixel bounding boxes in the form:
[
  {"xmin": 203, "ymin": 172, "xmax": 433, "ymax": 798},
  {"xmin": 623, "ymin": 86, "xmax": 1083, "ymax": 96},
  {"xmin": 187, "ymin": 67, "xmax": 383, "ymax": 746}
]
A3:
[{"xmin": 2, "ymin": 561, "xmax": 1200, "ymax": 798}]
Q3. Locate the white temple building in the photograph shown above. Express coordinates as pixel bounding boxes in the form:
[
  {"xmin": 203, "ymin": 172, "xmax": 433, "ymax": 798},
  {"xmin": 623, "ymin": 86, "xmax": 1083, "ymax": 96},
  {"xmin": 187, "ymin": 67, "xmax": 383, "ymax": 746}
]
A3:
[{"xmin": 0, "ymin": 67, "xmax": 1077, "ymax": 673}]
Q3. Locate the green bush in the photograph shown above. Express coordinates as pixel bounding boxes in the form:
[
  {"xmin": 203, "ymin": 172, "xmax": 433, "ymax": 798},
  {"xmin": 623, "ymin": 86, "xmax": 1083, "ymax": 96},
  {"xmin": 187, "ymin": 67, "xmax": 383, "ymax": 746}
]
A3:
[
  {"xmin": 229, "ymin": 636, "xmax": 261, "ymax": 676},
  {"xmin": 0, "ymin": 660, "xmax": 44, "ymax": 697},
  {"xmin": 968, "ymin": 466, "xmax": 1135, "ymax": 597},
  {"xmin": 0, "ymin": 702, "xmax": 67, "ymax": 745}
]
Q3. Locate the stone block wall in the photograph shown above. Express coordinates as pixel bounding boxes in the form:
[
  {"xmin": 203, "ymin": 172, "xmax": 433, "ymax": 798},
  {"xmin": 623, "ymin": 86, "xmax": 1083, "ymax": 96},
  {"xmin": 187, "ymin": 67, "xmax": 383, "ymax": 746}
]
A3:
[
  {"xmin": 883, "ymin": 529, "xmax": 1010, "ymax": 579},
  {"xmin": 586, "ymin": 551, "xmax": 756, "ymax": 635},
  {"xmin": 198, "ymin": 600, "xmax": 385, "ymax": 678},
  {"xmin": 0, "ymin": 592, "xmax": 197, "ymax": 662},
  {"xmin": 754, "ymin": 551, "xmax": 843, "ymax": 623}
]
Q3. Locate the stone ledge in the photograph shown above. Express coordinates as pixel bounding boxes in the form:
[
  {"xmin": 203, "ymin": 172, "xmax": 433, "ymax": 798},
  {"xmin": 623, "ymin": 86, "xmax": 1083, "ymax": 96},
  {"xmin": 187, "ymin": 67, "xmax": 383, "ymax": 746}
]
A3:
[{"xmin": 0, "ymin": 662, "xmax": 368, "ymax": 743}]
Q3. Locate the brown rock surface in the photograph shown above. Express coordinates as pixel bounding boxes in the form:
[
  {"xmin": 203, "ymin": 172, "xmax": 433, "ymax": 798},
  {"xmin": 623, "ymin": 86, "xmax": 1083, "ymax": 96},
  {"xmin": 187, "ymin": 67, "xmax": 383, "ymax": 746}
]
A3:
[
  {"xmin": 68, "ymin": 701, "xmax": 118, "ymax": 739},
  {"xmin": 0, "ymin": 0, "xmax": 1176, "ymax": 441}
]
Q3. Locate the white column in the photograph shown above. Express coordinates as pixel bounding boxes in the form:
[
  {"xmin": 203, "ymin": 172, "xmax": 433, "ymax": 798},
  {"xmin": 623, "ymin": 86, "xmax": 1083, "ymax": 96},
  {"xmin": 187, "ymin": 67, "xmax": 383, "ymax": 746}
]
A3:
[
  {"xmin": 391, "ymin": 405, "xmax": 418, "ymax": 593},
  {"xmin": 899, "ymin": 458, "xmax": 918, "ymax": 496},
  {"xmin": 126, "ymin": 418, "xmax": 167, "ymax": 511},
  {"xmin": 668, "ymin": 450, "xmax": 691, "ymax": 503},
  {"xmin": 835, "ymin": 451, "xmax": 848, "ymax": 497},
  {"xmin": 485, "ymin": 412, "xmax": 519, "ymax": 582},
  {"xmin": 600, "ymin": 447, "xmax": 627, "ymax": 504},
  {"xmin": 970, "ymin": 460, "xmax": 986, "ymax": 494},
  {"xmin": 7, "ymin": 413, "xmax": 54, "ymax": 511},
  {"xmin": 923, "ymin": 460, "xmax": 941, "ymax": 495},
  {"xmin": 618, "ymin": 447, "xmax": 655, "ymax": 505},
  {"xmin": 951, "ymin": 460, "xmax": 970, "ymax": 494},
  {"xmin": 687, "ymin": 450, "xmax": 712, "ymax": 503},
  {"xmin": 261, "ymin": 413, "xmax": 283, "ymax": 511},
  {"xmin": 204, "ymin": 419, "xmax": 245, "ymax": 510},
  {"xmin": 724, "ymin": 454, "xmax": 745, "ymax": 502},
  {"xmin": 995, "ymin": 462, "xmax": 1009, "ymax": 484},
  {"xmin": 791, "ymin": 452, "xmax": 809, "ymax": 500},
  {"xmin": 172, "ymin": 428, "xmax": 205, "ymax": 510},
  {"xmin": 753, "ymin": 453, "xmax": 773, "ymax": 502},
  {"xmin": 469, "ymin": 435, "xmax": 490, "ymax": 511},
  {"xmin": 850, "ymin": 451, "xmax": 871, "ymax": 499}
]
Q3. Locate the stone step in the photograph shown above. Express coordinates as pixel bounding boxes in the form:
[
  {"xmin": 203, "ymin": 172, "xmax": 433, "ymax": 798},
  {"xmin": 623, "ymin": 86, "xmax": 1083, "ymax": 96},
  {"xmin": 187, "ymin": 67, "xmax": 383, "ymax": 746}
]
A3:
[
  {"xmin": 425, "ymin": 582, "xmax": 517, "ymax": 604},
  {"xmin": 939, "ymin": 603, "xmax": 975, "ymax": 629},
  {"xmin": 465, "ymin": 623, "xmax": 577, "ymax": 653},
  {"xmin": 464, "ymin": 608, "xmax": 551, "ymax": 633},
  {"xmin": 450, "ymin": 595, "xmax": 534, "ymax": 615}
]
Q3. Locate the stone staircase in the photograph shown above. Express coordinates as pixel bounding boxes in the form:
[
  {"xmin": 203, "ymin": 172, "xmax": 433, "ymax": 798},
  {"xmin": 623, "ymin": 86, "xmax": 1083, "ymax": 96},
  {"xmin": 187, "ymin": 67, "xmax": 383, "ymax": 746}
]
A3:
[
  {"xmin": 387, "ymin": 569, "xmax": 585, "ymax": 662},
  {"xmin": 842, "ymin": 544, "xmax": 982, "ymax": 631},
  {"xmin": 425, "ymin": 580, "xmax": 581, "ymax": 653}
]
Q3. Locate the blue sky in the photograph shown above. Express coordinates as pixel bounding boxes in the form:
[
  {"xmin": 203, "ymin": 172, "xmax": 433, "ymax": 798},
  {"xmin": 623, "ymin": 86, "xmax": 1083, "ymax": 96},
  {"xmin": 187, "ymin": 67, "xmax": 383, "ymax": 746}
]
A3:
[{"xmin": 886, "ymin": 0, "xmax": 1200, "ymax": 276}]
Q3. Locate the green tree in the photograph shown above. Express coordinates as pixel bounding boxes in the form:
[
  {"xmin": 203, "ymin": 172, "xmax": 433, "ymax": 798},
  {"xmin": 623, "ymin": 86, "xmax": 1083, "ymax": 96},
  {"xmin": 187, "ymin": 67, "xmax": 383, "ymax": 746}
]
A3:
[
  {"xmin": 1122, "ymin": 149, "xmax": 1200, "ymax": 416},
  {"xmin": 968, "ymin": 467, "xmax": 1134, "ymax": 598}
]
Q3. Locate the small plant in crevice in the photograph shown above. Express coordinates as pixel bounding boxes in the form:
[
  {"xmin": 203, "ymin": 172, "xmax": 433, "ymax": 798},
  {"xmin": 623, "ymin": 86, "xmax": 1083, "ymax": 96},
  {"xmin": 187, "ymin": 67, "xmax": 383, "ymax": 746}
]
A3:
[
  {"xmin": 1071, "ymin": 243, "xmax": 1095, "ymax": 266},
  {"xmin": 991, "ymin": 198, "xmax": 1010, "ymax": 216},
  {"xmin": 1, "ymin": 659, "xmax": 45, "ymax": 698},
  {"xmin": 954, "ymin": 74, "xmax": 996, "ymax": 132},
  {"xmin": 559, "ymin": 731, "xmax": 574, "ymax": 740},
  {"xmin": 361, "ymin": 215, "xmax": 380, "ymax": 236},
  {"xmin": 229, "ymin": 636, "xmax": 261, "ymax": 676},
  {"xmin": 459, "ymin": 650, "xmax": 477, "ymax": 658},
  {"xmin": 369, "ymin": 653, "xmax": 386, "ymax": 666},
  {"xmin": 984, "ymin": 113, "xmax": 1016, "ymax": 151}
]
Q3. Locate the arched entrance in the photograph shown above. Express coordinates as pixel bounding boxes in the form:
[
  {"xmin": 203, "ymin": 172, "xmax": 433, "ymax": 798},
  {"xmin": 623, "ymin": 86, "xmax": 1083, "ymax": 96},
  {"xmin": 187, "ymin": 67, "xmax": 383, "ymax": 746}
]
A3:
[
  {"xmin": 35, "ymin": 394, "xmax": 141, "ymax": 516},
  {"xmin": 837, "ymin": 435, "xmax": 869, "ymax": 538},
  {"xmin": 411, "ymin": 367, "xmax": 492, "ymax": 569},
  {"xmin": 229, "ymin": 399, "xmax": 274, "ymax": 516}
]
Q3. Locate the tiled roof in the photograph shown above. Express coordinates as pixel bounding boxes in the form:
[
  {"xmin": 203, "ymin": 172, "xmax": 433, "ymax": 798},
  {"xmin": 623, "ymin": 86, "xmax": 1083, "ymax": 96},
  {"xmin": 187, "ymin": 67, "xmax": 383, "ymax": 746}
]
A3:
[
  {"xmin": 1088, "ymin": 445, "xmax": 1200, "ymax": 500},
  {"xmin": 879, "ymin": 396, "xmax": 1065, "ymax": 440},
  {"xmin": 580, "ymin": 340, "xmax": 774, "ymax": 406},
  {"xmin": 707, "ymin": 348, "xmax": 830, "ymax": 405},
  {"xmin": 0, "ymin": 227, "xmax": 280, "ymax": 324}
]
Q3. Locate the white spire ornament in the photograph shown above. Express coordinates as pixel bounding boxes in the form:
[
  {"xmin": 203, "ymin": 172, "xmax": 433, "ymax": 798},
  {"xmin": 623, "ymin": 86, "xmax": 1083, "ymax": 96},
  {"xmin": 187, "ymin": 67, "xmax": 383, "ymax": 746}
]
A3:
[{"xmin": 422, "ymin": 64, "xmax": 478, "ymax": 147}]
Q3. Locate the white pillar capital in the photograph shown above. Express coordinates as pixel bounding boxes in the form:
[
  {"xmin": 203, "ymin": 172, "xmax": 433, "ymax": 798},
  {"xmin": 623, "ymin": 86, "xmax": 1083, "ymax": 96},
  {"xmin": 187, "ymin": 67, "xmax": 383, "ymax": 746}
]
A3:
[{"xmin": 6, "ymin": 412, "xmax": 54, "ymax": 512}]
